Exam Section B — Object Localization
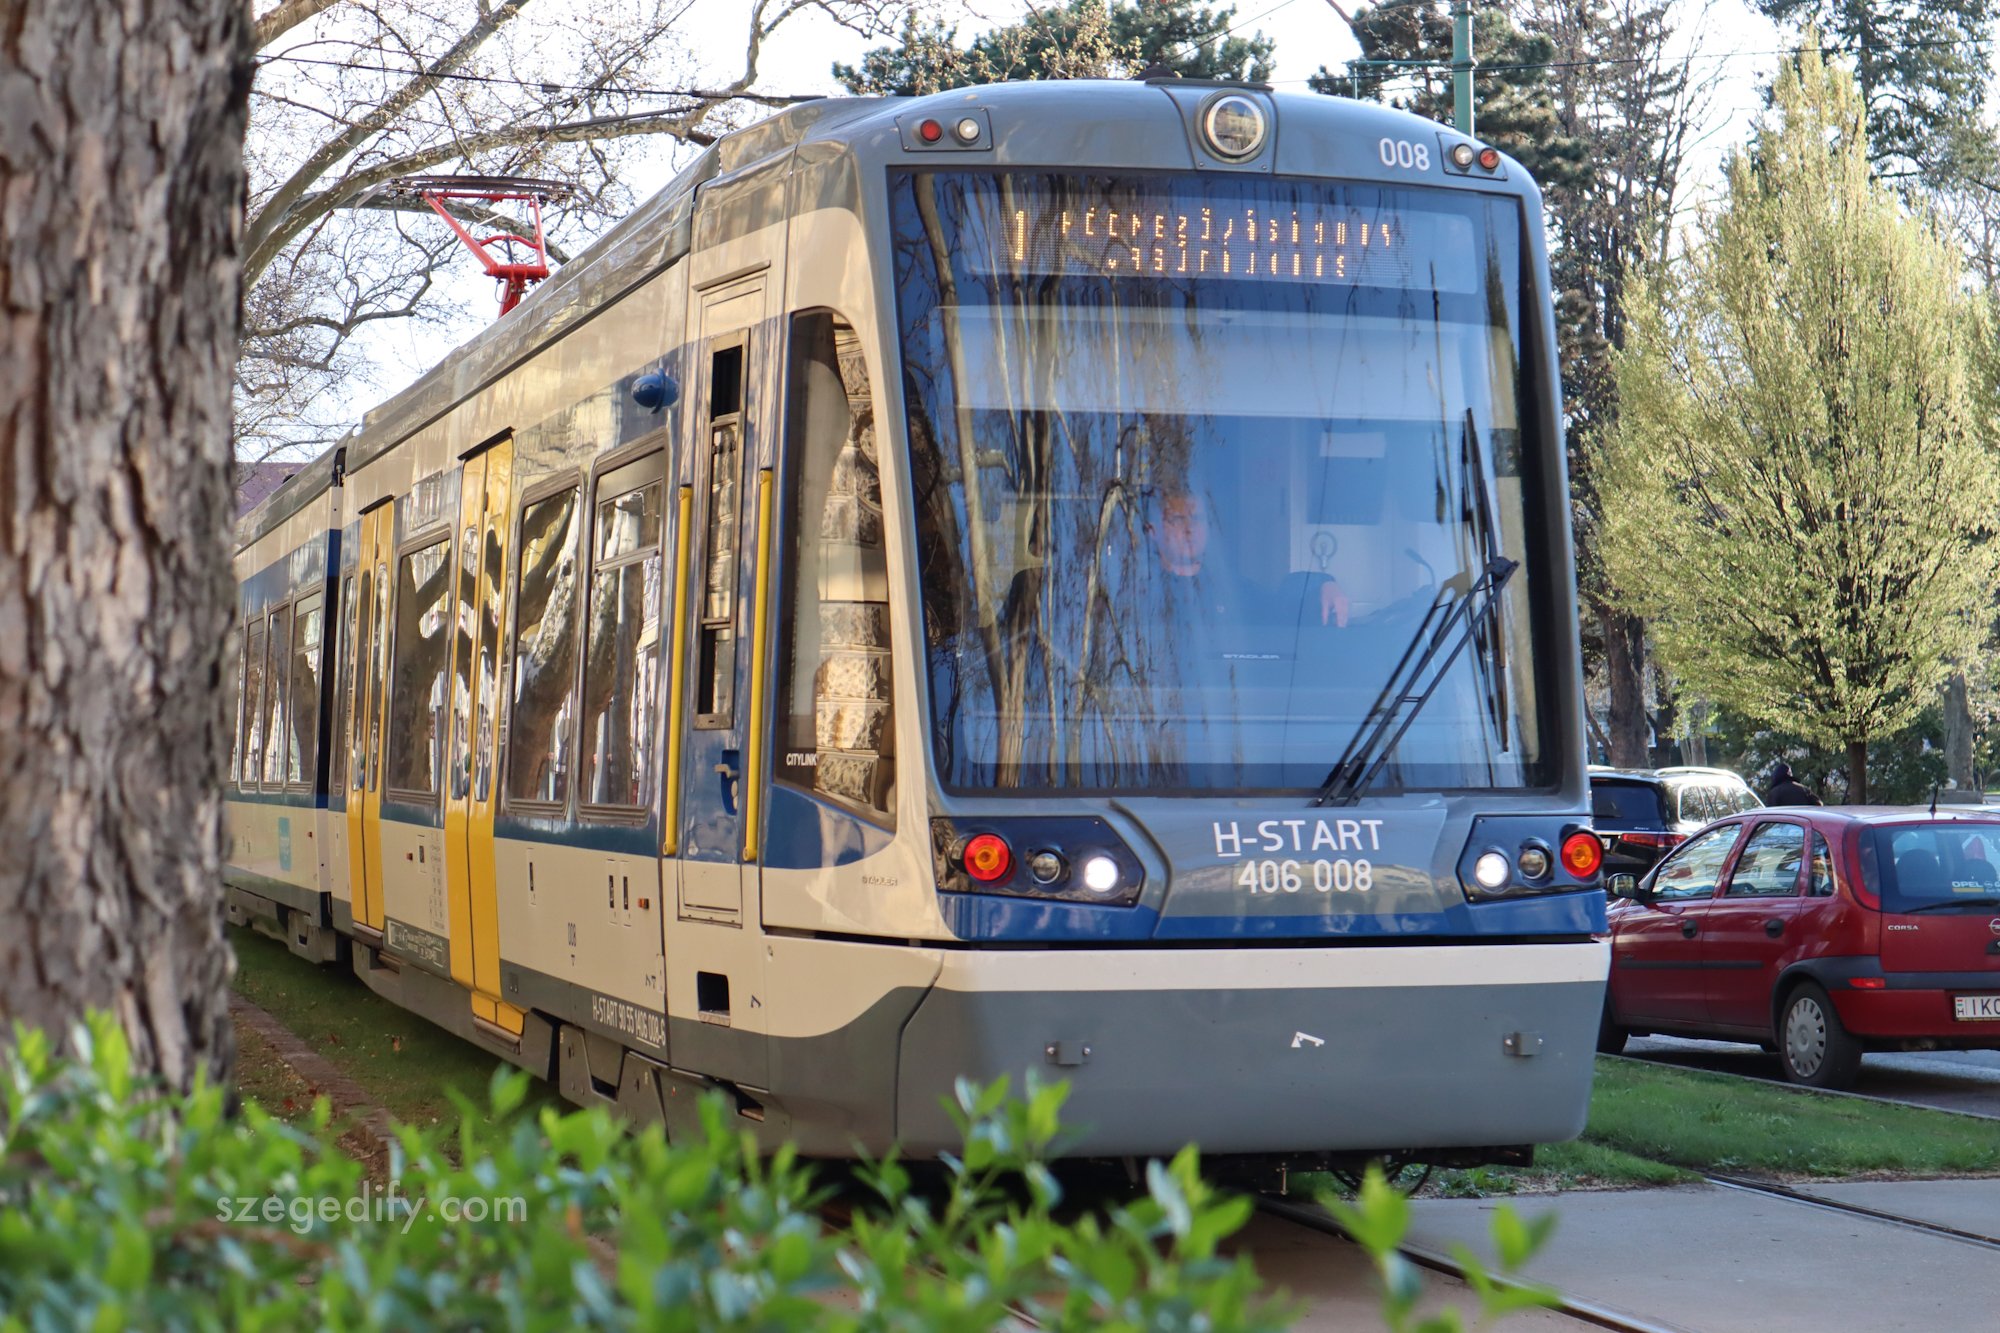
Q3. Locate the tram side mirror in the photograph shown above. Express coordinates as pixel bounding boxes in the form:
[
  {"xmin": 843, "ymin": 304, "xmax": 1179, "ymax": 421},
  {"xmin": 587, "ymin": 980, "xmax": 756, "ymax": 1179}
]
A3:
[{"xmin": 1607, "ymin": 873, "xmax": 1638, "ymax": 900}]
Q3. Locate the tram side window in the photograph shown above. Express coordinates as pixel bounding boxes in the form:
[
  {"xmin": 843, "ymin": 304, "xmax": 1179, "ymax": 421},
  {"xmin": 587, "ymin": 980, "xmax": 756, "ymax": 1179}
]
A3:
[
  {"xmin": 288, "ymin": 596, "xmax": 323, "ymax": 789},
  {"xmin": 241, "ymin": 622, "xmax": 266, "ymax": 791},
  {"xmin": 580, "ymin": 456, "xmax": 665, "ymax": 811},
  {"xmin": 777, "ymin": 313, "xmax": 894, "ymax": 819},
  {"xmin": 330, "ymin": 574, "xmax": 355, "ymax": 793},
  {"xmin": 507, "ymin": 487, "xmax": 582, "ymax": 805},
  {"xmin": 696, "ymin": 343, "xmax": 743, "ymax": 725},
  {"xmin": 229, "ymin": 633, "xmax": 247, "ymax": 787},
  {"xmin": 260, "ymin": 605, "xmax": 290, "ymax": 788},
  {"xmin": 385, "ymin": 540, "xmax": 451, "ymax": 798}
]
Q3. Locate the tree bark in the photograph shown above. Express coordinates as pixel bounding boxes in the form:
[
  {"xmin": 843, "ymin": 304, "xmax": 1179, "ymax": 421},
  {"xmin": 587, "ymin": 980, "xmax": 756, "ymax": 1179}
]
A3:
[
  {"xmin": 1600, "ymin": 608, "xmax": 1650, "ymax": 767},
  {"xmin": 1942, "ymin": 669, "xmax": 1975, "ymax": 790},
  {"xmin": 0, "ymin": 1, "xmax": 251, "ymax": 1089},
  {"xmin": 1846, "ymin": 739, "xmax": 1869, "ymax": 805}
]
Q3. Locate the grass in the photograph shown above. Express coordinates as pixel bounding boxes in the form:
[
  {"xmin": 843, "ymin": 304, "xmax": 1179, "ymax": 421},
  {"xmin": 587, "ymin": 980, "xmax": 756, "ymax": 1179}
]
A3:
[
  {"xmin": 1583, "ymin": 1056, "xmax": 2000, "ymax": 1180},
  {"xmin": 1426, "ymin": 1138, "xmax": 1700, "ymax": 1197},
  {"xmin": 231, "ymin": 1020, "xmax": 319, "ymax": 1127},
  {"xmin": 228, "ymin": 925, "xmax": 562, "ymax": 1132}
]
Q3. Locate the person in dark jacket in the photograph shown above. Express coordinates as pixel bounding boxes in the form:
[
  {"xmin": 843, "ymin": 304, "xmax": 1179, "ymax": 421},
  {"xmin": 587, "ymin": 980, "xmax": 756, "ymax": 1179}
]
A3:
[{"xmin": 1765, "ymin": 761, "xmax": 1821, "ymax": 806}]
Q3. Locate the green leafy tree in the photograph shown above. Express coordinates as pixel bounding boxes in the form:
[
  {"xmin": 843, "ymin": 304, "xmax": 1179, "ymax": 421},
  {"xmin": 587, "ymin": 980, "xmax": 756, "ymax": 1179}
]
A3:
[
  {"xmin": 1309, "ymin": 1, "xmax": 1587, "ymax": 193},
  {"xmin": 1596, "ymin": 42, "xmax": 2000, "ymax": 802},
  {"xmin": 1753, "ymin": 0, "xmax": 1997, "ymax": 184},
  {"xmin": 835, "ymin": 0, "xmax": 1275, "ymax": 94},
  {"xmin": 1523, "ymin": 0, "xmax": 1716, "ymax": 767}
]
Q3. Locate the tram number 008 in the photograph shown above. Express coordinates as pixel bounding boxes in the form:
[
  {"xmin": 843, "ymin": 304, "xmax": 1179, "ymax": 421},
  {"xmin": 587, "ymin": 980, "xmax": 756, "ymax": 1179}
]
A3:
[
  {"xmin": 1377, "ymin": 138, "xmax": 1430, "ymax": 171},
  {"xmin": 1237, "ymin": 858, "xmax": 1373, "ymax": 894}
]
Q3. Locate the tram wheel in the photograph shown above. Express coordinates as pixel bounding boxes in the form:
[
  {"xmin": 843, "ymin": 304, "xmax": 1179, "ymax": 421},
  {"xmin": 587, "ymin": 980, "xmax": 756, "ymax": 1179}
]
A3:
[{"xmin": 1331, "ymin": 1157, "xmax": 1434, "ymax": 1198}]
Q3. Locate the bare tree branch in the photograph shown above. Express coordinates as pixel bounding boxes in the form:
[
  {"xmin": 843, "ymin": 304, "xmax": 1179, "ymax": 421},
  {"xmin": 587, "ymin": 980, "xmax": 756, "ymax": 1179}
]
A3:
[
  {"xmin": 246, "ymin": 0, "xmax": 531, "ymax": 274},
  {"xmin": 255, "ymin": 0, "xmax": 344, "ymax": 49}
]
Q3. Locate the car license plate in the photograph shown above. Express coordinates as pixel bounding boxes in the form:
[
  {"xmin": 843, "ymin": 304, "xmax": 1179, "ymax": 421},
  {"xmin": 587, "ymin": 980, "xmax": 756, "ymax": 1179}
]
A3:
[{"xmin": 1953, "ymin": 995, "xmax": 2000, "ymax": 1021}]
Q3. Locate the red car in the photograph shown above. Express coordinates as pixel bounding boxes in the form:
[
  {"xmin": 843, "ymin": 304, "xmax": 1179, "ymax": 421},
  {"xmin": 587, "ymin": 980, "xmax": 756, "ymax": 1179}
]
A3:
[{"xmin": 1600, "ymin": 807, "xmax": 2000, "ymax": 1088}]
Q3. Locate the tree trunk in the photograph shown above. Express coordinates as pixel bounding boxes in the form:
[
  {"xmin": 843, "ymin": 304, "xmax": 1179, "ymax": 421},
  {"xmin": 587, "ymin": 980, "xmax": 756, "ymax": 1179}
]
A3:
[
  {"xmin": 0, "ymin": 2, "xmax": 250, "ymax": 1089},
  {"xmin": 1943, "ymin": 669, "xmax": 1975, "ymax": 790},
  {"xmin": 1600, "ymin": 608, "xmax": 1650, "ymax": 768},
  {"xmin": 1846, "ymin": 740, "xmax": 1869, "ymax": 805}
]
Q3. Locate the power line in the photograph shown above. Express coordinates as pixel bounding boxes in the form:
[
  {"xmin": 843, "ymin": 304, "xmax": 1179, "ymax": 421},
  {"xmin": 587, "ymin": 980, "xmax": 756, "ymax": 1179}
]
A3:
[
  {"xmin": 257, "ymin": 52, "xmax": 822, "ymax": 106},
  {"xmin": 1313, "ymin": 32, "xmax": 1993, "ymax": 84}
]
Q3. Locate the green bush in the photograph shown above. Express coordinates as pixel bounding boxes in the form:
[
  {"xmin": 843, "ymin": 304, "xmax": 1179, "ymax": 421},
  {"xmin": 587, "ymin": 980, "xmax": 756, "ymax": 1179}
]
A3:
[{"xmin": 0, "ymin": 1015, "xmax": 1557, "ymax": 1331}]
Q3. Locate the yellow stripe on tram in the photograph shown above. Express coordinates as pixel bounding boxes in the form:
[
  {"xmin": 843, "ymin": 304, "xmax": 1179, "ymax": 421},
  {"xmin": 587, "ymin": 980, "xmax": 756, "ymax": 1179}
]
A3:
[
  {"xmin": 743, "ymin": 468, "xmax": 776, "ymax": 863},
  {"xmin": 663, "ymin": 483, "xmax": 695, "ymax": 858}
]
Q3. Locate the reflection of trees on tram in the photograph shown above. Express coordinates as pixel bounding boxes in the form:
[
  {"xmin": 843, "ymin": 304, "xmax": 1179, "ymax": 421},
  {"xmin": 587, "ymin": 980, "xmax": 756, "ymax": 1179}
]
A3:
[
  {"xmin": 579, "ymin": 481, "xmax": 663, "ymax": 809},
  {"xmin": 898, "ymin": 169, "xmax": 1553, "ymax": 791},
  {"xmin": 507, "ymin": 490, "xmax": 581, "ymax": 803}
]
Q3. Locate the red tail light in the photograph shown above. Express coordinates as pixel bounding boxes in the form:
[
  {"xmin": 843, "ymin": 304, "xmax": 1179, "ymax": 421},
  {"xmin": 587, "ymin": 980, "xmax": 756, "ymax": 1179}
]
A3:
[
  {"xmin": 1561, "ymin": 831, "xmax": 1603, "ymax": 878},
  {"xmin": 961, "ymin": 833, "xmax": 1012, "ymax": 883},
  {"xmin": 1850, "ymin": 977, "xmax": 1886, "ymax": 990},
  {"xmin": 1619, "ymin": 832, "xmax": 1685, "ymax": 850}
]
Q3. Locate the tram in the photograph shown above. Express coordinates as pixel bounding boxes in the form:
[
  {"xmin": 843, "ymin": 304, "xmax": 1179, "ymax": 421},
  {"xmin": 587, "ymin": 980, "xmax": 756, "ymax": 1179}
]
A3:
[{"xmin": 225, "ymin": 79, "xmax": 1608, "ymax": 1169}]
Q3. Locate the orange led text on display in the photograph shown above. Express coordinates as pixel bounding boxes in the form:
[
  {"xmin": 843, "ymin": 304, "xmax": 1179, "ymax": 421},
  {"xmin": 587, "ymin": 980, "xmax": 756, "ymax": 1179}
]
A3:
[{"xmin": 1003, "ymin": 204, "xmax": 1408, "ymax": 283}]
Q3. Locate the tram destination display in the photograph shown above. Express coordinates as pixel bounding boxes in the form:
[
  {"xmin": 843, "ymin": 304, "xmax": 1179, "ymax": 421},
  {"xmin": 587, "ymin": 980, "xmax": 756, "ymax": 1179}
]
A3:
[{"xmin": 949, "ymin": 176, "xmax": 1483, "ymax": 293}]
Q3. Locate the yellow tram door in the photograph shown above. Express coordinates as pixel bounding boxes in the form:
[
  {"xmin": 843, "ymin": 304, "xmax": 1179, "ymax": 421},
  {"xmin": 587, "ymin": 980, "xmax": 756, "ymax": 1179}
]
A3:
[
  {"xmin": 347, "ymin": 502, "xmax": 393, "ymax": 936},
  {"xmin": 444, "ymin": 436, "xmax": 521, "ymax": 1034}
]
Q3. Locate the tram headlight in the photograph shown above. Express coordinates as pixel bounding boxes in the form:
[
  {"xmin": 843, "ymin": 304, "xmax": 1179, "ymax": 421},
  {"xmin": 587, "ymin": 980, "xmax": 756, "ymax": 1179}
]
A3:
[
  {"xmin": 1081, "ymin": 854, "xmax": 1122, "ymax": 894},
  {"xmin": 1200, "ymin": 93, "xmax": 1268, "ymax": 161},
  {"xmin": 1516, "ymin": 842, "xmax": 1552, "ymax": 880},
  {"xmin": 1472, "ymin": 850, "xmax": 1511, "ymax": 891}
]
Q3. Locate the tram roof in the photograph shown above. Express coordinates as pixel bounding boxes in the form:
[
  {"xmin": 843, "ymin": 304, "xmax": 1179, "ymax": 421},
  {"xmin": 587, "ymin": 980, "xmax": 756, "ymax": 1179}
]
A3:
[{"xmin": 238, "ymin": 81, "xmax": 1521, "ymax": 548}]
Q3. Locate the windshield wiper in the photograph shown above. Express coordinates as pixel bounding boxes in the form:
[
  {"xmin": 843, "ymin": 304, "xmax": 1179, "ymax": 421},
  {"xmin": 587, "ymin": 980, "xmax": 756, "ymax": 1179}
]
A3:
[
  {"xmin": 1313, "ymin": 551, "xmax": 1518, "ymax": 807},
  {"xmin": 1899, "ymin": 896, "xmax": 2000, "ymax": 914}
]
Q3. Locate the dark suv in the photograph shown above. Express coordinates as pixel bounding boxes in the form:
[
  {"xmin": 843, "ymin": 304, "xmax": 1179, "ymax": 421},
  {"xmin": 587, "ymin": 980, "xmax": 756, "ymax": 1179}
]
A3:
[{"xmin": 1589, "ymin": 766, "xmax": 1762, "ymax": 880}]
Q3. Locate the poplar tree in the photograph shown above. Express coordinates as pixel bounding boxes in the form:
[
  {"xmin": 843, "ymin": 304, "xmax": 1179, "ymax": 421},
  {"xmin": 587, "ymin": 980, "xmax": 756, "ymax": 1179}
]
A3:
[{"xmin": 1596, "ymin": 43, "xmax": 2000, "ymax": 802}]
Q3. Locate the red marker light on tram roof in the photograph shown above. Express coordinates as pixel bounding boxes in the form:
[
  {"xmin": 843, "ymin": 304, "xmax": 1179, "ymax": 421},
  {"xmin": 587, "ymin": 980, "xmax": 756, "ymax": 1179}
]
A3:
[
  {"xmin": 1477, "ymin": 146, "xmax": 1502, "ymax": 172},
  {"xmin": 918, "ymin": 118, "xmax": 944, "ymax": 144},
  {"xmin": 1561, "ymin": 831, "xmax": 1603, "ymax": 878},
  {"xmin": 961, "ymin": 833, "xmax": 1013, "ymax": 882}
]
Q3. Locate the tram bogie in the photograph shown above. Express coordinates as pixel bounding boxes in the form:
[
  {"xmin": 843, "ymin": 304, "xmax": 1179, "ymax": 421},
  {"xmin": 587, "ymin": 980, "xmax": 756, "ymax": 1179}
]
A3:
[{"xmin": 225, "ymin": 79, "xmax": 1607, "ymax": 1168}]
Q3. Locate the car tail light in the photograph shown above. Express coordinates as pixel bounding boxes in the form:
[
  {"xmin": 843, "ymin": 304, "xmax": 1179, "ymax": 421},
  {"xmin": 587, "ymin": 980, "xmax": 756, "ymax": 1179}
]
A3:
[
  {"xmin": 960, "ymin": 833, "xmax": 1012, "ymax": 882},
  {"xmin": 1619, "ymin": 832, "xmax": 1684, "ymax": 850},
  {"xmin": 1561, "ymin": 831, "xmax": 1603, "ymax": 878}
]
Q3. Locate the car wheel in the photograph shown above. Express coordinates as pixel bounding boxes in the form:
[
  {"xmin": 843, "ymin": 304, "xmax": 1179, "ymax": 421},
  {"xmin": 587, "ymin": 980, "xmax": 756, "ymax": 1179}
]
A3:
[
  {"xmin": 1778, "ymin": 983, "xmax": 1862, "ymax": 1089},
  {"xmin": 1596, "ymin": 998, "xmax": 1629, "ymax": 1055}
]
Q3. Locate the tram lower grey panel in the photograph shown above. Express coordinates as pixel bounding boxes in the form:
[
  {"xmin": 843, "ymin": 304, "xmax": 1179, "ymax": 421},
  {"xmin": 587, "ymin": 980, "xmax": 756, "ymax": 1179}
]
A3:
[{"xmin": 893, "ymin": 976, "xmax": 1600, "ymax": 1157}]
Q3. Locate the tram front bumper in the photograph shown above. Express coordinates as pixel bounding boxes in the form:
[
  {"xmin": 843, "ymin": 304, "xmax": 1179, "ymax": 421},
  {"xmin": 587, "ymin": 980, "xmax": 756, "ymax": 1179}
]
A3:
[{"xmin": 892, "ymin": 941, "xmax": 1608, "ymax": 1159}]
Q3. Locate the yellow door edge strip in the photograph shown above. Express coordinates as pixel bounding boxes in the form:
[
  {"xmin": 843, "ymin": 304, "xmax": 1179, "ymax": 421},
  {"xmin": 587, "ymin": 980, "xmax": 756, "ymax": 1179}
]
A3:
[
  {"xmin": 743, "ymin": 467, "xmax": 776, "ymax": 863},
  {"xmin": 663, "ymin": 484, "xmax": 695, "ymax": 857}
]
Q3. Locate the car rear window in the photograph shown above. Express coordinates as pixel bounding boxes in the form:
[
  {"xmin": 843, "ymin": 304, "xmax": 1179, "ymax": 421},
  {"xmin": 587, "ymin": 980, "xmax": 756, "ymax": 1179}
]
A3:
[
  {"xmin": 1865, "ymin": 824, "xmax": 2000, "ymax": 908},
  {"xmin": 1591, "ymin": 780, "xmax": 1666, "ymax": 828}
]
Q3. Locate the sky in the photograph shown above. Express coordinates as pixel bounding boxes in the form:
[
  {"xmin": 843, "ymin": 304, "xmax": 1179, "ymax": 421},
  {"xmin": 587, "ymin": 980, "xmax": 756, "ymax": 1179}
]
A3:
[{"xmin": 352, "ymin": 0, "xmax": 1789, "ymax": 425}]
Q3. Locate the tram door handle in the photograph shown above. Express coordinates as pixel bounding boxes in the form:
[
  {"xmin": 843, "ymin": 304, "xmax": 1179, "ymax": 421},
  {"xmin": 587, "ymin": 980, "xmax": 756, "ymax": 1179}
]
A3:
[
  {"xmin": 1679, "ymin": 919, "xmax": 1698, "ymax": 939},
  {"xmin": 715, "ymin": 751, "xmax": 739, "ymax": 816}
]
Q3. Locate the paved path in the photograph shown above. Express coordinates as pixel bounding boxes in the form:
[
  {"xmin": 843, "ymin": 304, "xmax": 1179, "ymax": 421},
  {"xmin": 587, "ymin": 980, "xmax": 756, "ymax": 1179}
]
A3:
[
  {"xmin": 1224, "ymin": 1211, "xmax": 1583, "ymax": 1330},
  {"xmin": 1405, "ymin": 1181, "xmax": 2000, "ymax": 1332},
  {"xmin": 1627, "ymin": 1034, "xmax": 2000, "ymax": 1118}
]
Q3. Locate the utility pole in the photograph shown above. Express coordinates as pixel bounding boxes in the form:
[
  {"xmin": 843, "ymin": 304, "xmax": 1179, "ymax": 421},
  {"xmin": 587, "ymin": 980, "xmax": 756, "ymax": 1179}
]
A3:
[{"xmin": 1451, "ymin": 1, "xmax": 1475, "ymax": 136}]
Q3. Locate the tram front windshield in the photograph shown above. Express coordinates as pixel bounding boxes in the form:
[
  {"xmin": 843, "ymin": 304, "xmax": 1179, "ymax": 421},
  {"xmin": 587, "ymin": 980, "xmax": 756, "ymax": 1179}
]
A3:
[{"xmin": 891, "ymin": 170, "xmax": 1556, "ymax": 793}]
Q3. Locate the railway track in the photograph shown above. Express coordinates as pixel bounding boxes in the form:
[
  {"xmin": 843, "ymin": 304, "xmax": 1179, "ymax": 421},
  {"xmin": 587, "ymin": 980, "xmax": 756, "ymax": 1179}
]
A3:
[
  {"xmin": 1701, "ymin": 1171, "xmax": 2000, "ymax": 1252},
  {"xmin": 1255, "ymin": 1165, "xmax": 2000, "ymax": 1332},
  {"xmin": 1252, "ymin": 1193, "xmax": 1689, "ymax": 1333}
]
